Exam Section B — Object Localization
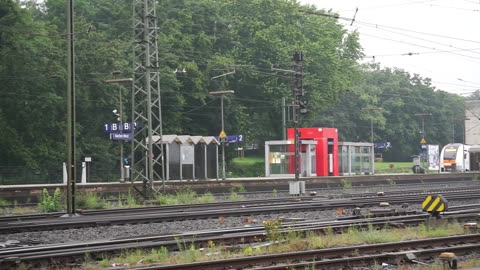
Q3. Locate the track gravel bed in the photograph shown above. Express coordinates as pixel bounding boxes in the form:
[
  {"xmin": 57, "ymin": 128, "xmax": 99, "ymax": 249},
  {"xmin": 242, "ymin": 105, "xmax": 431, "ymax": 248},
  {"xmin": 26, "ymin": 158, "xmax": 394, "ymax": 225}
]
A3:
[
  {"xmin": 2, "ymin": 199, "xmax": 480, "ymax": 247},
  {"xmin": 2, "ymin": 182, "xmax": 480, "ymax": 248}
]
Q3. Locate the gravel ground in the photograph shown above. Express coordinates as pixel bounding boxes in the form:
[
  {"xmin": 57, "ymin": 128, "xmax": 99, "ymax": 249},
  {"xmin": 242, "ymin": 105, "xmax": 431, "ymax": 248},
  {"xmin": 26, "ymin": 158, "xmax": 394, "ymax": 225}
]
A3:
[{"xmin": 2, "ymin": 182, "xmax": 480, "ymax": 247}]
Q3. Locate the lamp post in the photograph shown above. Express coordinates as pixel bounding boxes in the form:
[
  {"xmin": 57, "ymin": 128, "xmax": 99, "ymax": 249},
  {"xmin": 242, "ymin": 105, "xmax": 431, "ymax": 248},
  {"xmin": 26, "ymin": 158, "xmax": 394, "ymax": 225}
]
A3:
[
  {"xmin": 415, "ymin": 113, "xmax": 432, "ymax": 170},
  {"xmin": 463, "ymin": 117, "xmax": 470, "ymax": 171},
  {"xmin": 362, "ymin": 107, "xmax": 382, "ymax": 145},
  {"xmin": 106, "ymin": 77, "xmax": 133, "ymax": 182},
  {"xmin": 209, "ymin": 90, "xmax": 235, "ymax": 180},
  {"xmin": 363, "ymin": 107, "xmax": 382, "ymax": 175}
]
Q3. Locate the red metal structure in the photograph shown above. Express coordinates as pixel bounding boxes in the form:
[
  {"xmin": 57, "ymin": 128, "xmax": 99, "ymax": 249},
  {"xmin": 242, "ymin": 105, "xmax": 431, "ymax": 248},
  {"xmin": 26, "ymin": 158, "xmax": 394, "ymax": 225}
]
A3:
[{"xmin": 287, "ymin": 127, "xmax": 339, "ymax": 176}]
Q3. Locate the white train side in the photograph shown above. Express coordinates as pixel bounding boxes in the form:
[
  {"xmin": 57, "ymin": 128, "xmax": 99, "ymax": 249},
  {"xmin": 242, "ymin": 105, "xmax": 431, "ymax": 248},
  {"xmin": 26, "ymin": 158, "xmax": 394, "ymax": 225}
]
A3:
[{"xmin": 440, "ymin": 143, "xmax": 480, "ymax": 172}]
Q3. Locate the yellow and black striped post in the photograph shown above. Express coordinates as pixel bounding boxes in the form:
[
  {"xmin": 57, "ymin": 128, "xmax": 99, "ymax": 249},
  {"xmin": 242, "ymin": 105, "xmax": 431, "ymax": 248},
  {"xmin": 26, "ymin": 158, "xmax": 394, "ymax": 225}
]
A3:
[{"xmin": 422, "ymin": 194, "xmax": 448, "ymax": 215}]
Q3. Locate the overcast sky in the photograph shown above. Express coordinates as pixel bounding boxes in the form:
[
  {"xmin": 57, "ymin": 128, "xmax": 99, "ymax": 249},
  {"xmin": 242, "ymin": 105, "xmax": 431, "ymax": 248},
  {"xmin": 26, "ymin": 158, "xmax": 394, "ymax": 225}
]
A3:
[{"xmin": 298, "ymin": 0, "xmax": 480, "ymax": 95}]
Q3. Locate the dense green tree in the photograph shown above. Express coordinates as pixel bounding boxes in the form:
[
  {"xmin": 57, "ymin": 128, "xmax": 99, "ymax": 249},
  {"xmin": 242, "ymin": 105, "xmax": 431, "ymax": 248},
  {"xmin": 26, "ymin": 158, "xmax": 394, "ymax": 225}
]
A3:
[
  {"xmin": 0, "ymin": 0, "xmax": 468, "ymax": 181},
  {"xmin": 313, "ymin": 64, "xmax": 464, "ymax": 161},
  {"xmin": 0, "ymin": 0, "xmax": 64, "ymax": 171}
]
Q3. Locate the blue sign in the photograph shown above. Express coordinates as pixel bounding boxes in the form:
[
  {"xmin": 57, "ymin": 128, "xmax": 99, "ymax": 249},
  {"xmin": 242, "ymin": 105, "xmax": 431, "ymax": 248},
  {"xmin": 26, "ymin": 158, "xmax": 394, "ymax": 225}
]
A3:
[
  {"xmin": 374, "ymin": 141, "xmax": 391, "ymax": 149},
  {"xmin": 104, "ymin": 122, "xmax": 138, "ymax": 133},
  {"xmin": 214, "ymin": 134, "xmax": 244, "ymax": 143},
  {"xmin": 110, "ymin": 133, "xmax": 132, "ymax": 141}
]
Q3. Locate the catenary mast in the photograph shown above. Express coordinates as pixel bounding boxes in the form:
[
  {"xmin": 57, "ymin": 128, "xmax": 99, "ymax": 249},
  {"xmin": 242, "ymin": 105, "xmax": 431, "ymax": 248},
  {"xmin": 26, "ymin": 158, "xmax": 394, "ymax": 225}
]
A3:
[{"xmin": 131, "ymin": 0, "xmax": 164, "ymax": 198}]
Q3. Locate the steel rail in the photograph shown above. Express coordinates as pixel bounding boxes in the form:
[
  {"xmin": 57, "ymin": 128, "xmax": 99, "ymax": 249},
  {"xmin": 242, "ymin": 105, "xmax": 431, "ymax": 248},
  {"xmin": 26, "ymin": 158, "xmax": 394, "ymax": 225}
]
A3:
[
  {"xmin": 1, "ymin": 184, "xmax": 479, "ymax": 224},
  {"xmin": 1, "ymin": 189, "xmax": 480, "ymax": 233},
  {"xmin": 131, "ymin": 235, "xmax": 480, "ymax": 270},
  {"xmin": 1, "ymin": 210, "xmax": 477, "ymax": 266},
  {"xmin": 0, "ymin": 196, "xmax": 314, "ymax": 224}
]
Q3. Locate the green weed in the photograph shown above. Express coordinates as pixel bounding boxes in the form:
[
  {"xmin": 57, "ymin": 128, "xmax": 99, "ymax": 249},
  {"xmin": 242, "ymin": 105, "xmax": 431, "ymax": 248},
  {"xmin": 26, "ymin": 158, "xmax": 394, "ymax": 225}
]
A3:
[
  {"xmin": 263, "ymin": 219, "xmax": 283, "ymax": 243},
  {"xmin": 76, "ymin": 193, "xmax": 107, "ymax": 209},
  {"xmin": 340, "ymin": 179, "xmax": 352, "ymax": 189},
  {"xmin": 196, "ymin": 192, "xmax": 215, "ymax": 204},
  {"xmin": 0, "ymin": 198, "xmax": 8, "ymax": 208},
  {"xmin": 229, "ymin": 191, "xmax": 244, "ymax": 201},
  {"xmin": 175, "ymin": 189, "xmax": 197, "ymax": 204},
  {"xmin": 37, "ymin": 188, "xmax": 63, "ymax": 212}
]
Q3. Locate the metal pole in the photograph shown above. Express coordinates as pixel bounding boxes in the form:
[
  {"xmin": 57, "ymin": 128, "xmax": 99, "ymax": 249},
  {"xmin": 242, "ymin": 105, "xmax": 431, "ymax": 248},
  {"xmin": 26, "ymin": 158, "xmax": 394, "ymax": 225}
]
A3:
[
  {"xmin": 422, "ymin": 118, "xmax": 425, "ymax": 139},
  {"xmin": 294, "ymin": 125, "xmax": 300, "ymax": 181},
  {"xmin": 371, "ymin": 118, "xmax": 374, "ymax": 175},
  {"xmin": 370, "ymin": 118, "xmax": 374, "ymax": 145},
  {"xmin": 452, "ymin": 117, "xmax": 455, "ymax": 142},
  {"xmin": 66, "ymin": 0, "xmax": 76, "ymax": 215},
  {"xmin": 282, "ymin": 97, "xmax": 286, "ymax": 140},
  {"xmin": 221, "ymin": 95, "xmax": 226, "ymax": 181},
  {"xmin": 119, "ymin": 89, "xmax": 124, "ymax": 182}
]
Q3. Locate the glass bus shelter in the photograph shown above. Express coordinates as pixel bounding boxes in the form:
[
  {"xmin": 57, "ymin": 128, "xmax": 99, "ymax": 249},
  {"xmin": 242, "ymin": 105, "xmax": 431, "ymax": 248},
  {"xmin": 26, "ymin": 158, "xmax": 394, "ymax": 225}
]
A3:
[
  {"xmin": 265, "ymin": 140, "xmax": 317, "ymax": 177},
  {"xmin": 338, "ymin": 142, "xmax": 374, "ymax": 175}
]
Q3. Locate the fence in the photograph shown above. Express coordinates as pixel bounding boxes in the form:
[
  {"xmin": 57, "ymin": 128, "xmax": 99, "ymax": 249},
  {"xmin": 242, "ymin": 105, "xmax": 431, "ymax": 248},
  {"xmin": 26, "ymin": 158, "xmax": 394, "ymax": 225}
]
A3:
[{"xmin": 0, "ymin": 166, "xmax": 120, "ymax": 185}]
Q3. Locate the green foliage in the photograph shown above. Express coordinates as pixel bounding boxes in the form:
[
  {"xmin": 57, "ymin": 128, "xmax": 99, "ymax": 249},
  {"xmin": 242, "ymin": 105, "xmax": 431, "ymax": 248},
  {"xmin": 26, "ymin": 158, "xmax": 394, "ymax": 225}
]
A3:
[
  {"xmin": 228, "ymin": 191, "xmax": 244, "ymax": 201},
  {"xmin": 0, "ymin": 0, "xmax": 467, "ymax": 180},
  {"xmin": 157, "ymin": 194, "xmax": 178, "ymax": 206},
  {"xmin": 37, "ymin": 188, "xmax": 63, "ymax": 212},
  {"xmin": 147, "ymin": 247, "xmax": 169, "ymax": 263},
  {"xmin": 195, "ymin": 192, "xmax": 215, "ymax": 204},
  {"xmin": 176, "ymin": 238, "xmax": 198, "ymax": 263},
  {"xmin": 0, "ymin": 198, "xmax": 8, "ymax": 207},
  {"xmin": 263, "ymin": 219, "xmax": 283, "ymax": 243},
  {"xmin": 243, "ymin": 246, "xmax": 254, "ymax": 256},
  {"xmin": 231, "ymin": 184, "xmax": 247, "ymax": 193},
  {"xmin": 228, "ymin": 184, "xmax": 246, "ymax": 201},
  {"xmin": 175, "ymin": 189, "xmax": 197, "ymax": 204},
  {"xmin": 76, "ymin": 192, "xmax": 107, "ymax": 209},
  {"xmin": 99, "ymin": 258, "xmax": 110, "ymax": 268},
  {"xmin": 230, "ymin": 157, "xmax": 264, "ymax": 177},
  {"xmin": 339, "ymin": 179, "xmax": 352, "ymax": 189},
  {"xmin": 156, "ymin": 191, "xmax": 216, "ymax": 205},
  {"xmin": 375, "ymin": 162, "xmax": 412, "ymax": 174},
  {"xmin": 125, "ymin": 191, "xmax": 140, "ymax": 208},
  {"xmin": 184, "ymin": 244, "xmax": 197, "ymax": 263}
]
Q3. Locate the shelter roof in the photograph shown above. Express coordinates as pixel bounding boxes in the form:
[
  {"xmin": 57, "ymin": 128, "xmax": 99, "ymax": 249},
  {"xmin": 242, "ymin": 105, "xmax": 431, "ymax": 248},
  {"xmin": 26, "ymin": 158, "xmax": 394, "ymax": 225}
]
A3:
[
  {"xmin": 202, "ymin": 136, "xmax": 220, "ymax": 145},
  {"xmin": 175, "ymin": 135, "xmax": 192, "ymax": 144}
]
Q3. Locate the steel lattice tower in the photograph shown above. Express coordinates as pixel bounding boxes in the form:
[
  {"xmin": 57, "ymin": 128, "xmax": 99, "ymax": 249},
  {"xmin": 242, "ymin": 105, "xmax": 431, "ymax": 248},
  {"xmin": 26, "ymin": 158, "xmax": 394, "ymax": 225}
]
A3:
[{"xmin": 131, "ymin": 0, "xmax": 164, "ymax": 198}]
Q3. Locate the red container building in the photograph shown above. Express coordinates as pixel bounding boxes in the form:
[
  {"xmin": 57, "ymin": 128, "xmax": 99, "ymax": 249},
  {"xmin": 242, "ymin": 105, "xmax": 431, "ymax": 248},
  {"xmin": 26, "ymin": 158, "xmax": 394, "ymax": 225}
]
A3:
[{"xmin": 287, "ymin": 127, "xmax": 339, "ymax": 176}]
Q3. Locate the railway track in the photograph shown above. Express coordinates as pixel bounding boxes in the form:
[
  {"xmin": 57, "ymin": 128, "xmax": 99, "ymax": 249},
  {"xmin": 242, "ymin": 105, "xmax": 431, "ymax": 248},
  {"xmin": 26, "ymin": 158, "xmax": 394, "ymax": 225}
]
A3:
[
  {"xmin": 1, "ymin": 214, "xmax": 478, "ymax": 269},
  {"xmin": 1, "ymin": 188, "xmax": 480, "ymax": 233},
  {"xmin": 139, "ymin": 235, "xmax": 480, "ymax": 270}
]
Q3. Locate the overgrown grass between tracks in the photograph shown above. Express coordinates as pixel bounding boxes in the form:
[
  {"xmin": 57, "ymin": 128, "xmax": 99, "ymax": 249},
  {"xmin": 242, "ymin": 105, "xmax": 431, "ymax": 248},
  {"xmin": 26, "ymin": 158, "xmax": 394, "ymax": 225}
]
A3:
[
  {"xmin": 2, "ymin": 187, "xmax": 249, "ymax": 215},
  {"xmin": 156, "ymin": 189, "xmax": 216, "ymax": 205},
  {"xmin": 81, "ymin": 221, "xmax": 467, "ymax": 269}
]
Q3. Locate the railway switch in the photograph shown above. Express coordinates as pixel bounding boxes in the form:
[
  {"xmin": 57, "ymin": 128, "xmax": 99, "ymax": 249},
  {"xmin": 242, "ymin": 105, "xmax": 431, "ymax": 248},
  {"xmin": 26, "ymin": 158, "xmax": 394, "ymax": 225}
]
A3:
[{"xmin": 438, "ymin": 252, "xmax": 457, "ymax": 270}]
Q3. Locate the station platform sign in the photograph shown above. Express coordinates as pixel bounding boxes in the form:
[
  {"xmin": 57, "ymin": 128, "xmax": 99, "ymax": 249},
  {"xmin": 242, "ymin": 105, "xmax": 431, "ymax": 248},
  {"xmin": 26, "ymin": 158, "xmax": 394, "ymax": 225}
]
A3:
[
  {"xmin": 110, "ymin": 133, "xmax": 132, "ymax": 141},
  {"xmin": 104, "ymin": 122, "xmax": 138, "ymax": 133},
  {"xmin": 214, "ymin": 134, "xmax": 244, "ymax": 143}
]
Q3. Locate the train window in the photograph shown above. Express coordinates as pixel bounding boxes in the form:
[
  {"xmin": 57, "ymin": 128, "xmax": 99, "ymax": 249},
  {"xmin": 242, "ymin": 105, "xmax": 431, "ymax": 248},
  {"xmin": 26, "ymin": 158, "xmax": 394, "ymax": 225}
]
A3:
[{"xmin": 443, "ymin": 151, "xmax": 456, "ymax": 160}]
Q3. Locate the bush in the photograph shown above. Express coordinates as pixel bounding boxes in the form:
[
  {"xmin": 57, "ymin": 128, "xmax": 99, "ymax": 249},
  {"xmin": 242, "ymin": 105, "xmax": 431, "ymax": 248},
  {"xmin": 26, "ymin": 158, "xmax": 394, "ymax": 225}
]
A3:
[
  {"xmin": 229, "ymin": 158, "xmax": 264, "ymax": 177},
  {"xmin": 38, "ymin": 188, "xmax": 63, "ymax": 212},
  {"xmin": 76, "ymin": 193, "xmax": 107, "ymax": 209}
]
